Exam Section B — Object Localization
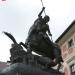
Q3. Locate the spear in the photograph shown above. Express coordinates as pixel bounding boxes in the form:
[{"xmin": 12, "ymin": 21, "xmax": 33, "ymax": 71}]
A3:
[{"xmin": 40, "ymin": 0, "xmax": 46, "ymax": 15}]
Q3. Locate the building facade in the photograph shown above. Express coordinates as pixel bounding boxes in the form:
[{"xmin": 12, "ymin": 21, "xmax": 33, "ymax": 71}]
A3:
[
  {"xmin": 56, "ymin": 20, "xmax": 75, "ymax": 75},
  {"xmin": 0, "ymin": 61, "xmax": 9, "ymax": 70}
]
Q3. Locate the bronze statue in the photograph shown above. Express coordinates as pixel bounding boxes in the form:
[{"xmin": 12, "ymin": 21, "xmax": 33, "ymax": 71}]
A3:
[
  {"xmin": 25, "ymin": 7, "xmax": 63, "ymax": 67},
  {"xmin": 0, "ymin": 7, "xmax": 64, "ymax": 75}
]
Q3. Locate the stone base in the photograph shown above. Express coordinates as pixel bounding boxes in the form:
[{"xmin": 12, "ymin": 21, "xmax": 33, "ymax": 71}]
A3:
[{"xmin": 0, "ymin": 63, "xmax": 64, "ymax": 75}]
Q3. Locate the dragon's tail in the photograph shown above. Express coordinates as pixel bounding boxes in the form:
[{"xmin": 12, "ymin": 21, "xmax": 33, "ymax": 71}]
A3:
[{"xmin": 3, "ymin": 31, "xmax": 17, "ymax": 44}]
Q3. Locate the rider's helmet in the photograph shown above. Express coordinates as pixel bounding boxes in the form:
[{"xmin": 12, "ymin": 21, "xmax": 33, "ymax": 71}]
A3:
[{"xmin": 43, "ymin": 15, "xmax": 50, "ymax": 23}]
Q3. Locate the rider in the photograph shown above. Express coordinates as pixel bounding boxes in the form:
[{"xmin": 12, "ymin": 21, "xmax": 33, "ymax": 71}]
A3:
[
  {"xmin": 28, "ymin": 7, "xmax": 52, "ymax": 38},
  {"xmin": 25, "ymin": 7, "xmax": 54, "ymax": 64},
  {"xmin": 25, "ymin": 7, "xmax": 63, "ymax": 65},
  {"xmin": 25, "ymin": 7, "xmax": 52, "ymax": 53}
]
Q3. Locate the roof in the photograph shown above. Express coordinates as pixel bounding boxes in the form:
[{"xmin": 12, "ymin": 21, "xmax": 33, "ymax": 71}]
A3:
[{"xmin": 55, "ymin": 20, "xmax": 75, "ymax": 43}]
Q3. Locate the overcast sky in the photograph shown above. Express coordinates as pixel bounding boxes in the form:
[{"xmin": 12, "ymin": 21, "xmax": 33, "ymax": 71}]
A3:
[{"xmin": 0, "ymin": 0, "xmax": 75, "ymax": 62}]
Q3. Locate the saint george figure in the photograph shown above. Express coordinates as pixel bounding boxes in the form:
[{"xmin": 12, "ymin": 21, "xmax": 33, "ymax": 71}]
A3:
[
  {"xmin": 25, "ymin": 7, "xmax": 52, "ymax": 53},
  {"xmin": 25, "ymin": 7, "xmax": 63, "ymax": 66}
]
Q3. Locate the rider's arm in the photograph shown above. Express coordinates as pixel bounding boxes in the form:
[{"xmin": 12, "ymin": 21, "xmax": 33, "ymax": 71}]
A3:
[{"xmin": 38, "ymin": 7, "xmax": 45, "ymax": 17}]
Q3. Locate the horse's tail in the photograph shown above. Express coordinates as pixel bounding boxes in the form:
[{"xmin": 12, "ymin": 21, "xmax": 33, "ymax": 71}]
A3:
[{"xmin": 3, "ymin": 31, "xmax": 17, "ymax": 44}]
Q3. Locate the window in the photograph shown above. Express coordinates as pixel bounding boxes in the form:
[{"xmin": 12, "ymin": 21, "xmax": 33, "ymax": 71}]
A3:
[
  {"xmin": 70, "ymin": 64, "xmax": 75, "ymax": 75},
  {"xmin": 68, "ymin": 39, "xmax": 74, "ymax": 47}
]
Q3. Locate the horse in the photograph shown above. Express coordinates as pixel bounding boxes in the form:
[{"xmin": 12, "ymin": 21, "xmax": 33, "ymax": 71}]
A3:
[
  {"xmin": 0, "ymin": 31, "xmax": 64, "ymax": 75},
  {"xmin": 25, "ymin": 30, "xmax": 63, "ymax": 66},
  {"xmin": 3, "ymin": 31, "xmax": 63, "ymax": 67}
]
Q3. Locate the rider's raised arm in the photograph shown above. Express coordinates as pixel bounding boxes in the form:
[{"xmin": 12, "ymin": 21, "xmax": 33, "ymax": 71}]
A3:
[{"xmin": 38, "ymin": 7, "xmax": 45, "ymax": 17}]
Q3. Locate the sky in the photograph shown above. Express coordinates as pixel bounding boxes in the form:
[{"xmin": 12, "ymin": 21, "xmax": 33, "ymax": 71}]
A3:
[{"xmin": 0, "ymin": 0, "xmax": 75, "ymax": 62}]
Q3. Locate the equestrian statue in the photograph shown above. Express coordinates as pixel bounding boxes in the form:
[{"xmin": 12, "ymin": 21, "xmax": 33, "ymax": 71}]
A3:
[{"xmin": 0, "ymin": 7, "xmax": 64, "ymax": 75}]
